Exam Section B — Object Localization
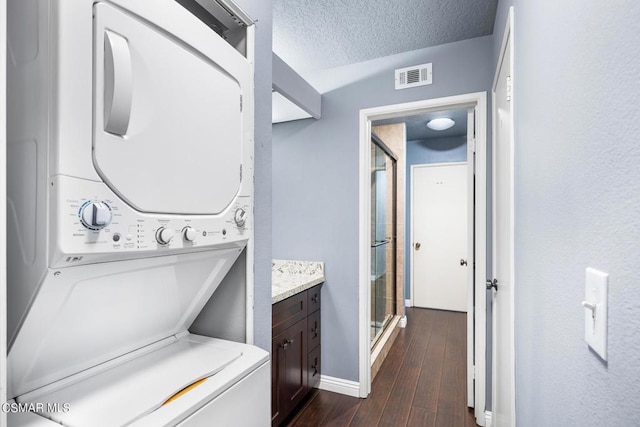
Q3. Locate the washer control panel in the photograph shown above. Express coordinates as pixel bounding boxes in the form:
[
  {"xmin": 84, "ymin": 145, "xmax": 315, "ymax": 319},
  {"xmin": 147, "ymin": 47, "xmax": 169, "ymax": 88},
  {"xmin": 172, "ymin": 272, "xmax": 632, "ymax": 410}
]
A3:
[{"xmin": 51, "ymin": 176, "xmax": 251, "ymax": 267}]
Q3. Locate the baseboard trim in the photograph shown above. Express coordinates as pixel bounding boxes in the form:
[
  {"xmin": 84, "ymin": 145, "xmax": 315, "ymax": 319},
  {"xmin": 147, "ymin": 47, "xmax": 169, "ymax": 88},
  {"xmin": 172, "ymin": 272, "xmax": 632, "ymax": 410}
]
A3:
[
  {"xmin": 398, "ymin": 315, "xmax": 407, "ymax": 328},
  {"xmin": 318, "ymin": 375, "xmax": 361, "ymax": 398},
  {"xmin": 485, "ymin": 410, "xmax": 492, "ymax": 427}
]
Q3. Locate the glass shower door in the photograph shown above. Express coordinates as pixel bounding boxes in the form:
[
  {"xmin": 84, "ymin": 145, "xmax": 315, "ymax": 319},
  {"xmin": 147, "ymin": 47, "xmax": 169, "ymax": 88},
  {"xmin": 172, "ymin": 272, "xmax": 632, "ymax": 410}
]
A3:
[{"xmin": 370, "ymin": 138, "xmax": 396, "ymax": 346}]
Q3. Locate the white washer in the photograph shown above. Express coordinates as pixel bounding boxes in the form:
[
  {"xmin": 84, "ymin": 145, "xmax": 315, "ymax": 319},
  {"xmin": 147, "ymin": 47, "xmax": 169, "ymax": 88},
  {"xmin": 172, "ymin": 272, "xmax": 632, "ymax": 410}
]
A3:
[{"xmin": 6, "ymin": 0, "xmax": 267, "ymax": 425}]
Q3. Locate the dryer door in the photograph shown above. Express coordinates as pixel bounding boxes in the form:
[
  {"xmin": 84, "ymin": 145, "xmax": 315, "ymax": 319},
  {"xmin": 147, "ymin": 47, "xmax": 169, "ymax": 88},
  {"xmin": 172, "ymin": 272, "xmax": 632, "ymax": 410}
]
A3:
[{"xmin": 93, "ymin": 3, "xmax": 243, "ymax": 215}]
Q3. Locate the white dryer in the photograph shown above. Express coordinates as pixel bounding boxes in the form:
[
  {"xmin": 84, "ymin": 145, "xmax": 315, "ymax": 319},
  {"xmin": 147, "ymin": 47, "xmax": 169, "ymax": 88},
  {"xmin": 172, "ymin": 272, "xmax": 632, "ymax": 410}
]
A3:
[{"xmin": 6, "ymin": 0, "xmax": 267, "ymax": 425}]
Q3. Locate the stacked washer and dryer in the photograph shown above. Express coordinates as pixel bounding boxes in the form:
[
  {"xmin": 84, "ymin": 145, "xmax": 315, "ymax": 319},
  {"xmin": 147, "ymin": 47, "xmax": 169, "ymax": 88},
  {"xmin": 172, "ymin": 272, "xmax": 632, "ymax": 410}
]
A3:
[{"xmin": 6, "ymin": 0, "xmax": 269, "ymax": 425}]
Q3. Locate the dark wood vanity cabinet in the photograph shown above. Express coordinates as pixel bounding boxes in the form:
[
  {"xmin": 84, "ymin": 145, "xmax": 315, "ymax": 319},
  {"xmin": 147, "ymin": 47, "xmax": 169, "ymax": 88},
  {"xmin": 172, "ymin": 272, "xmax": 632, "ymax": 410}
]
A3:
[{"xmin": 271, "ymin": 285, "xmax": 322, "ymax": 426}]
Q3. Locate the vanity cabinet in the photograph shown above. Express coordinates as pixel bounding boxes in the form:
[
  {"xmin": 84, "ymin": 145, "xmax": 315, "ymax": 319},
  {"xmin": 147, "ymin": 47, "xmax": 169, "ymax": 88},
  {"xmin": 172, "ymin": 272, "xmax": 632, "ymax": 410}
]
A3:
[{"xmin": 271, "ymin": 285, "xmax": 322, "ymax": 426}]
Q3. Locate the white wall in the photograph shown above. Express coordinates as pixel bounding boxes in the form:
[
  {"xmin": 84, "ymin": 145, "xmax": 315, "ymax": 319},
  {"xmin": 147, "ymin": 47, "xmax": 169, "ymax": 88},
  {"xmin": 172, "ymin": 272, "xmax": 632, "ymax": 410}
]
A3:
[
  {"xmin": 493, "ymin": 0, "xmax": 640, "ymax": 424},
  {"xmin": 272, "ymin": 36, "xmax": 493, "ymax": 382},
  {"xmin": 234, "ymin": 0, "xmax": 273, "ymax": 351}
]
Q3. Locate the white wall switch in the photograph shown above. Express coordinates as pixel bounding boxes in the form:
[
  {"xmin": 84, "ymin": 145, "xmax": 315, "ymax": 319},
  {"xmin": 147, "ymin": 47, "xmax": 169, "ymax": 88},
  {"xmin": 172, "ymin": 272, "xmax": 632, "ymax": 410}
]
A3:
[{"xmin": 582, "ymin": 267, "xmax": 608, "ymax": 360}]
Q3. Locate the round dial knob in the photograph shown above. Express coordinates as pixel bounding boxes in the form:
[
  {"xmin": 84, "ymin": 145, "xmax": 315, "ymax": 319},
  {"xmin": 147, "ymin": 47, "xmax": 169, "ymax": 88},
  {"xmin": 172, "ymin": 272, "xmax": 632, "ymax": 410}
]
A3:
[
  {"xmin": 234, "ymin": 208, "xmax": 247, "ymax": 227},
  {"xmin": 182, "ymin": 226, "xmax": 197, "ymax": 242},
  {"xmin": 79, "ymin": 201, "xmax": 112, "ymax": 230},
  {"xmin": 155, "ymin": 227, "xmax": 175, "ymax": 245}
]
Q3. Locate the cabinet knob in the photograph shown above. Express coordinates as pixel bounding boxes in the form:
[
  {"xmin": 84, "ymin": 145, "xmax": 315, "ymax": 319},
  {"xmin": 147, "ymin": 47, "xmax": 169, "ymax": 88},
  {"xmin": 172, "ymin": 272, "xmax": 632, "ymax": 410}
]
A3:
[
  {"xmin": 280, "ymin": 338, "xmax": 294, "ymax": 349},
  {"xmin": 311, "ymin": 294, "xmax": 319, "ymax": 303}
]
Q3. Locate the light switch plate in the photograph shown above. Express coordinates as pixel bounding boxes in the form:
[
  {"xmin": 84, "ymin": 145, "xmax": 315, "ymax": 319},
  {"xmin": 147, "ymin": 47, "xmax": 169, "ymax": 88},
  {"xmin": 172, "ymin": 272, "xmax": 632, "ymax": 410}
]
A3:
[{"xmin": 584, "ymin": 268, "xmax": 608, "ymax": 360}]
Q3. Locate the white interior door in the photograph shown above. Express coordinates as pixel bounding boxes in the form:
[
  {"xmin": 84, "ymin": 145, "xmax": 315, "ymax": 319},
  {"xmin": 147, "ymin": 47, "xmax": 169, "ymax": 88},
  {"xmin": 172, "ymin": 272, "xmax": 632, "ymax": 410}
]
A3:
[
  {"xmin": 466, "ymin": 107, "xmax": 476, "ymax": 409},
  {"xmin": 412, "ymin": 163, "xmax": 468, "ymax": 312},
  {"xmin": 492, "ymin": 8, "xmax": 515, "ymax": 427}
]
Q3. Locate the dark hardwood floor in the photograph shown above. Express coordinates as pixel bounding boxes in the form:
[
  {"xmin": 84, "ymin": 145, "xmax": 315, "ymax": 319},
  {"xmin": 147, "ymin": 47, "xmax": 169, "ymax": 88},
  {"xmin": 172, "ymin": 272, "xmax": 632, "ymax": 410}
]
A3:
[{"xmin": 285, "ymin": 308, "xmax": 478, "ymax": 427}]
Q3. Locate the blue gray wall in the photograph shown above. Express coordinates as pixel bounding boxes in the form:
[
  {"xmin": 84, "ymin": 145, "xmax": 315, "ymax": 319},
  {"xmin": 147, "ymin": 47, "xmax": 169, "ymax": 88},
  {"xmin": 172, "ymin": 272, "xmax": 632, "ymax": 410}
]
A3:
[
  {"xmin": 272, "ymin": 36, "xmax": 493, "ymax": 382},
  {"xmin": 493, "ymin": 1, "xmax": 640, "ymax": 424},
  {"xmin": 403, "ymin": 136, "xmax": 467, "ymax": 299},
  {"xmin": 235, "ymin": 0, "xmax": 272, "ymax": 351}
]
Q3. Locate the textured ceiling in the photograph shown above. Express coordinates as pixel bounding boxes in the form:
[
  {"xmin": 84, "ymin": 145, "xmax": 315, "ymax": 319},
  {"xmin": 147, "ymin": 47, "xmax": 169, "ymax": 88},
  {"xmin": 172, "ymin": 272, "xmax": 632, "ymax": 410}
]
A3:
[
  {"xmin": 373, "ymin": 107, "xmax": 468, "ymax": 141},
  {"xmin": 273, "ymin": 0, "xmax": 498, "ymax": 72}
]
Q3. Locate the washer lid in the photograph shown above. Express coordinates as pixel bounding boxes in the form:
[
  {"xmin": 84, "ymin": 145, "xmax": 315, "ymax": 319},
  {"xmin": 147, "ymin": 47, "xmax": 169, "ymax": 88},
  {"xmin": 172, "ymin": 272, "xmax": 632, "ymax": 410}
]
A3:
[
  {"xmin": 29, "ymin": 338, "xmax": 242, "ymax": 427},
  {"xmin": 93, "ymin": 3, "xmax": 244, "ymax": 215},
  {"xmin": 8, "ymin": 247, "xmax": 243, "ymax": 399}
]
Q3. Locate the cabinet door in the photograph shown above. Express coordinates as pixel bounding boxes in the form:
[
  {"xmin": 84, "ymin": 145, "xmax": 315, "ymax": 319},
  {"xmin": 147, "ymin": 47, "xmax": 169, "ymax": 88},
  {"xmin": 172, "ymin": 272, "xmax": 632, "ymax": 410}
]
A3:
[{"xmin": 272, "ymin": 318, "xmax": 308, "ymax": 425}]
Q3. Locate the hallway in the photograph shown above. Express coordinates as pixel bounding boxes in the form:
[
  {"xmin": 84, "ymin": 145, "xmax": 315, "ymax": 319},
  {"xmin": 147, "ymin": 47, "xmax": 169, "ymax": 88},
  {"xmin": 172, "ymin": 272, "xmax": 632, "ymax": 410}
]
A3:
[{"xmin": 287, "ymin": 308, "xmax": 477, "ymax": 426}]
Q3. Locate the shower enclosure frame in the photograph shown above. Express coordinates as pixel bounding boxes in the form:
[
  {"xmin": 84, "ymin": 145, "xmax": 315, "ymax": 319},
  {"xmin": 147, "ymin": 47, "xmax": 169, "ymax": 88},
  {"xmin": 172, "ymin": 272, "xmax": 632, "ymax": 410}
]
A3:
[{"xmin": 369, "ymin": 132, "xmax": 398, "ymax": 349}]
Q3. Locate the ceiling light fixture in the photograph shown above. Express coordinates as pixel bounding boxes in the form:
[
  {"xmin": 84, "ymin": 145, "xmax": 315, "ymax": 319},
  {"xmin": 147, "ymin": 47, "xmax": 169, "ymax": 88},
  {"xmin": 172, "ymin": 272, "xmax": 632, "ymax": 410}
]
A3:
[{"xmin": 427, "ymin": 117, "xmax": 455, "ymax": 131}]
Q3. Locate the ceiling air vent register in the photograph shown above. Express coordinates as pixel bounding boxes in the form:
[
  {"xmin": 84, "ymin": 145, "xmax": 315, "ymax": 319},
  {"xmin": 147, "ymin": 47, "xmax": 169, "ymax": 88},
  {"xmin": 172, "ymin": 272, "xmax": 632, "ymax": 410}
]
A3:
[{"xmin": 395, "ymin": 63, "xmax": 433, "ymax": 90}]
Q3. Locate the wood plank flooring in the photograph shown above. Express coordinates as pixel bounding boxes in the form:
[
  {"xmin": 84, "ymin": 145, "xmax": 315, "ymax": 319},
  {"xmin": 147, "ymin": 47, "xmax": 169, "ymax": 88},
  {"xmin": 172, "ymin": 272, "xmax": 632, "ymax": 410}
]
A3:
[{"xmin": 285, "ymin": 308, "xmax": 478, "ymax": 427}]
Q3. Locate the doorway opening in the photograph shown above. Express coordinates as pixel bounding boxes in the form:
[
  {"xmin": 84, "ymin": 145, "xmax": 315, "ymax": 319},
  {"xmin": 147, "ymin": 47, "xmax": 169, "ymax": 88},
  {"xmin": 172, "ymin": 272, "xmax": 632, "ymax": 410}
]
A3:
[{"xmin": 359, "ymin": 93, "xmax": 487, "ymax": 426}]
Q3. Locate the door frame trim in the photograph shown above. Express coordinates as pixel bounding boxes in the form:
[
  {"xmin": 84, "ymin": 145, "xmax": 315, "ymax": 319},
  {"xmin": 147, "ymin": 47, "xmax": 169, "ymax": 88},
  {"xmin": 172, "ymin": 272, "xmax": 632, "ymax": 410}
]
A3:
[
  {"xmin": 491, "ymin": 6, "xmax": 516, "ymax": 426},
  {"xmin": 409, "ymin": 161, "xmax": 468, "ymax": 312},
  {"xmin": 358, "ymin": 92, "xmax": 487, "ymax": 426}
]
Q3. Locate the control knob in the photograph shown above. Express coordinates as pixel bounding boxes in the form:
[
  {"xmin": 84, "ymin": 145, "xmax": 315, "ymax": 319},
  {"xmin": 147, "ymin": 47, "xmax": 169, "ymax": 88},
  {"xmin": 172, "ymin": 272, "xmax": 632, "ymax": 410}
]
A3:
[
  {"xmin": 182, "ymin": 226, "xmax": 197, "ymax": 242},
  {"xmin": 79, "ymin": 201, "xmax": 112, "ymax": 230},
  {"xmin": 155, "ymin": 227, "xmax": 175, "ymax": 245},
  {"xmin": 234, "ymin": 208, "xmax": 247, "ymax": 228}
]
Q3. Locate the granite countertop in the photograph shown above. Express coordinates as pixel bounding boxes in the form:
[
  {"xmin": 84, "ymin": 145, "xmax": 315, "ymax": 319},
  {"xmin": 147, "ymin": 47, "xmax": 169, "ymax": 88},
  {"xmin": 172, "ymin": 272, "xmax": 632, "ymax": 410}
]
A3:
[{"xmin": 272, "ymin": 259, "xmax": 325, "ymax": 304}]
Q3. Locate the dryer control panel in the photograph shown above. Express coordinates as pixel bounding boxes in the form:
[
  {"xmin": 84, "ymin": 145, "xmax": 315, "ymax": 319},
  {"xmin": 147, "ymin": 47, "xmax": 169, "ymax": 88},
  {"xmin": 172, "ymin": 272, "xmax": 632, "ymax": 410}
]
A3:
[{"xmin": 50, "ymin": 176, "xmax": 252, "ymax": 267}]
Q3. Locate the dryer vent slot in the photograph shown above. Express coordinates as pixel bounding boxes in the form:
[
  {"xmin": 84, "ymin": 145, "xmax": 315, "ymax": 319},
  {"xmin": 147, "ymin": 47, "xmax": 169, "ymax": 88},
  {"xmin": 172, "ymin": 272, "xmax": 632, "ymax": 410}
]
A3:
[
  {"xmin": 176, "ymin": 0, "xmax": 227, "ymax": 36},
  {"xmin": 175, "ymin": 0, "xmax": 252, "ymax": 58}
]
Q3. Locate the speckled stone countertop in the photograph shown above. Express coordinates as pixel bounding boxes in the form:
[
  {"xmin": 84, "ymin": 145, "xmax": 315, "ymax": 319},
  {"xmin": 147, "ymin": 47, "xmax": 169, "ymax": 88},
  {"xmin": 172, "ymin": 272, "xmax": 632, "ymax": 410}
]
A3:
[{"xmin": 272, "ymin": 259, "xmax": 325, "ymax": 304}]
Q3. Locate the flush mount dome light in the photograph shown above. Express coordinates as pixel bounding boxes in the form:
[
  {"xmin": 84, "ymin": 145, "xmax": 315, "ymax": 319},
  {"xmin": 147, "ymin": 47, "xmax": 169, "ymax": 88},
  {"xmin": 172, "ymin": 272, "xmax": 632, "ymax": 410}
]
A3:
[{"xmin": 427, "ymin": 117, "xmax": 455, "ymax": 131}]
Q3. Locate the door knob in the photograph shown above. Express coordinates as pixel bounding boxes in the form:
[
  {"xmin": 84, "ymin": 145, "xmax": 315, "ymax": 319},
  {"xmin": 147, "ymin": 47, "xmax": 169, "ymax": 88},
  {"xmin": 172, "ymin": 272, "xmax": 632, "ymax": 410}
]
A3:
[
  {"xmin": 486, "ymin": 278, "xmax": 498, "ymax": 291},
  {"xmin": 415, "ymin": 242, "xmax": 421, "ymax": 250},
  {"xmin": 460, "ymin": 259, "xmax": 468, "ymax": 266}
]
